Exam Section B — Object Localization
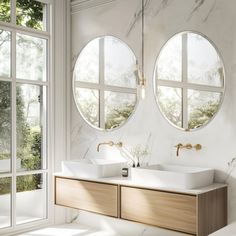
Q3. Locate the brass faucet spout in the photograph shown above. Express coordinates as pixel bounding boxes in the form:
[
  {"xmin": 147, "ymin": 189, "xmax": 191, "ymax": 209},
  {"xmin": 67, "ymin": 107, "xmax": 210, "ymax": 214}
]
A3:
[
  {"xmin": 96, "ymin": 141, "xmax": 123, "ymax": 152},
  {"xmin": 97, "ymin": 141, "xmax": 114, "ymax": 152},
  {"xmin": 175, "ymin": 143, "xmax": 183, "ymax": 157}
]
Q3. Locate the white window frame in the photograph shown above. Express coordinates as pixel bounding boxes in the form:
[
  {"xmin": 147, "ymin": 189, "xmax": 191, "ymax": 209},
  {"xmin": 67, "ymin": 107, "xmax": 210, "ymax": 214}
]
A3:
[
  {"xmin": 0, "ymin": 0, "xmax": 54, "ymax": 234},
  {"xmin": 157, "ymin": 33, "xmax": 224, "ymax": 130},
  {"xmin": 74, "ymin": 37, "xmax": 137, "ymax": 129}
]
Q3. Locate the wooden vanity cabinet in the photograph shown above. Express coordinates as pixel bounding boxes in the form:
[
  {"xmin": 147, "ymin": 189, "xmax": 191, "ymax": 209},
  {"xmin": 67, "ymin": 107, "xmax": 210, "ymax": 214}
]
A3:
[
  {"xmin": 55, "ymin": 176, "xmax": 227, "ymax": 236},
  {"xmin": 55, "ymin": 176, "xmax": 119, "ymax": 217},
  {"xmin": 121, "ymin": 186, "xmax": 197, "ymax": 235},
  {"xmin": 120, "ymin": 186, "xmax": 227, "ymax": 236}
]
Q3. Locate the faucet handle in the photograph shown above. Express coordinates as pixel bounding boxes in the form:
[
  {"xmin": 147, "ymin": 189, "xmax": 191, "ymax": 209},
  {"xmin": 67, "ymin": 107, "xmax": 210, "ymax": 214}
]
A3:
[
  {"xmin": 108, "ymin": 141, "xmax": 114, "ymax": 146},
  {"xmin": 116, "ymin": 142, "xmax": 123, "ymax": 148},
  {"xmin": 194, "ymin": 144, "xmax": 202, "ymax": 150},
  {"xmin": 185, "ymin": 143, "xmax": 192, "ymax": 149}
]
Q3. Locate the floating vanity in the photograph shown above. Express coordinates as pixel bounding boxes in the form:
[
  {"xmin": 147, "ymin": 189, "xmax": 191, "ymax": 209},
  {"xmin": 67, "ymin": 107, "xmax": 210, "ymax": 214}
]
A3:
[{"xmin": 54, "ymin": 170, "xmax": 227, "ymax": 236}]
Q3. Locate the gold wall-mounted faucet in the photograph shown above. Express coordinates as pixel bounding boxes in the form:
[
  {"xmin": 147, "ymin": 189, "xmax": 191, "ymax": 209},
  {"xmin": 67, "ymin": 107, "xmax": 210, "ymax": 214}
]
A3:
[
  {"xmin": 97, "ymin": 141, "xmax": 123, "ymax": 152},
  {"xmin": 174, "ymin": 143, "xmax": 202, "ymax": 157}
]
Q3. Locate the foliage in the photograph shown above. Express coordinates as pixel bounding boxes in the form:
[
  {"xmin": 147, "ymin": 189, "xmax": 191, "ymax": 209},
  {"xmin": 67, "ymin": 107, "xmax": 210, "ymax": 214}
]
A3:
[
  {"xmin": 18, "ymin": 131, "xmax": 41, "ymax": 171},
  {"xmin": 77, "ymin": 89, "xmax": 99, "ymax": 127},
  {"xmin": 16, "ymin": 0, "xmax": 44, "ymax": 30},
  {"xmin": 0, "ymin": 177, "xmax": 10, "ymax": 195},
  {"xmin": 158, "ymin": 90, "xmax": 182, "ymax": 128},
  {"xmin": 17, "ymin": 173, "xmax": 41, "ymax": 193},
  {"xmin": 105, "ymin": 103, "xmax": 135, "ymax": 129},
  {"xmin": 188, "ymin": 101, "xmax": 219, "ymax": 129},
  {"xmin": 0, "ymin": 0, "xmax": 10, "ymax": 23},
  {"xmin": 160, "ymin": 97, "xmax": 219, "ymax": 130},
  {"xmin": 0, "ymin": 81, "xmax": 11, "ymax": 160},
  {"xmin": 0, "ymin": 84, "xmax": 42, "ymax": 194},
  {"xmin": 0, "ymin": 0, "xmax": 44, "ymax": 30}
]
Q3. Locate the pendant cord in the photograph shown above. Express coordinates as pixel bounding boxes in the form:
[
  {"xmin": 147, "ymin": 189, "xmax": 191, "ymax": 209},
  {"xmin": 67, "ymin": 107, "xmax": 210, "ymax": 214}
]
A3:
[{"xmin": 141, "ymin": 0, "xmax": 144, "ymax": 78}]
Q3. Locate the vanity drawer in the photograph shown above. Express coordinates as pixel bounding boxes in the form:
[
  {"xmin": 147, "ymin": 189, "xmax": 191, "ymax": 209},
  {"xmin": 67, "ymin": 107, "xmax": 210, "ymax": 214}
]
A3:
[
  {"xmin": 121, "ymin": 186, "xmax": 197, "ymax": 235},
  {"xmin": 55, "ymin": 177, "xmax": 118, "ymax": 217}
]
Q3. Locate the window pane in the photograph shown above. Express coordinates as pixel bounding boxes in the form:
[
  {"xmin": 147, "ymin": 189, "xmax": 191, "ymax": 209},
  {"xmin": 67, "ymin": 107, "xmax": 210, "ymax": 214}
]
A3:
[
  {"xmin": 156, "ymin": 34, "xmax": 182, "ymax": 82},
  {"xmin": 16, "ymin": 174, "xmax": 46, "ymax": 224},
  {"xmin": 157, "ymin": 86, "xmax": 182, "ymax": 128},
  {"xmin": 104, "ymin": 37, "xmax": 137, "ymax": 88},
  {"xmin": 16, "ymin": 0, "xmax": 47, "ymax": 31},
  {"xmin": 0, "ymin": 177, "xmax": 11, "ymax": 229},
  {"xmin": 75, "ymin": 88, "xmax": 99, "ymax": 127},
  {"xmin": 0, "ymin": 81, "xmax": 11, "ymax": 173},
  {"xmin": 188, "ymin": 89, "xmax": 222, "ymax": 129},
  {"xmin": 0, "ymin": 30, "xmax": 11, "ymax": 77},
  {"xmin": 0, "ymin": 0, "xmax": 10, "ymax": 23},
  {"xmin": 104, "ymin": 91, "xmax": 136, "ymax": 129},
  {"xmin": 16, "ymin": 33, "xmax": 47, "ymax": 81},
  {"xmin": 74, "ymin": 39, "xmax": 99, "ymax": 83},
  {"xmin": 16, "ymin": 84, "xmax": 45, "ymax": 172},
  {"xmin": 187, "ymin": 33, "xmax": 224, "ymax": 87}
]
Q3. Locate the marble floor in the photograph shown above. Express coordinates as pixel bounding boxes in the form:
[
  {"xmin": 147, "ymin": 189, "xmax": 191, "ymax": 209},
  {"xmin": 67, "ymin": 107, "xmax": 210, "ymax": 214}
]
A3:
[{"xmin": 18, "ymin": 224, "xmax": 123, "ymax": 236}]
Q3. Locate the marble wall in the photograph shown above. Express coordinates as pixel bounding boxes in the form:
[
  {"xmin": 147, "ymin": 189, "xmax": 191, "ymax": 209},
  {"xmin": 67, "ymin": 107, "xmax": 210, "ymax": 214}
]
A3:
[{"xmin": 70, "ymin": 0, "xmax": 236, "ymax": 224}]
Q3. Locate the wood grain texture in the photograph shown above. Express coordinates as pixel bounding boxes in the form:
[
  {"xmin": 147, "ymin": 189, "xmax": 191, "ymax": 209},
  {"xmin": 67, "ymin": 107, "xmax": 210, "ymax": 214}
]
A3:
[
  {"xmin": 197, "ymin": 186, "xmax": 227, "ymax": 236},
  {"xmin": 120, "ymin": 186, "xmax": 197, "ymax": 235},
  {"xmin": 55, "ymin": 177, "xmax": 118, "ymax": 217},
  {"xmin": 54, "ymin": 176, "xmax": 227, "ymax": 236}
]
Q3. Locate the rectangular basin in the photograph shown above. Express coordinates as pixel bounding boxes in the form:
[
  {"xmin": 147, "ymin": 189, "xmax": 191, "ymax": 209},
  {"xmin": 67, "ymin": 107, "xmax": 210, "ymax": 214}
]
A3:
[
  {"xmin": 62, "ymin": 159, "xmax": 126, "ymax": 178},
  {"xmin": 131, "ymin": 164, "xmax": 214, "ymax": 189}
]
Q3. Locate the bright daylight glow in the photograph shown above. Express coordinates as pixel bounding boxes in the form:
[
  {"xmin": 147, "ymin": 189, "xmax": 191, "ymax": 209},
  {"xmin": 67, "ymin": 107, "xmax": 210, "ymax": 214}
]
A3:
[{"xmin": 19, "ymin": 225, "xmax": 120, "ymax": 236}]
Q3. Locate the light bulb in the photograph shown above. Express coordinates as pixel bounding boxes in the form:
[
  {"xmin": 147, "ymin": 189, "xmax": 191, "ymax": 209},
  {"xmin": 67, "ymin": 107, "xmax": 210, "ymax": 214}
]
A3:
[
  {"xmin": 138, "ymin": 77, "xmax": 146, "ymax": 99},
  {"xmin": 140, "ymin": 84, "xmax": 146, "ymax": 99}
]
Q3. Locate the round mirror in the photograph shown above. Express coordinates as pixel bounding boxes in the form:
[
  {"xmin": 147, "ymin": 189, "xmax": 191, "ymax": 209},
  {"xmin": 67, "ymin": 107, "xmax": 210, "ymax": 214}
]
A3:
[
  {"xmin": 154, "ymin": 32, "xmax": 225, "ymax": 131},
  {"xmin": 73, "ymin": 36, "xmax": 138, "ymax": 131}
]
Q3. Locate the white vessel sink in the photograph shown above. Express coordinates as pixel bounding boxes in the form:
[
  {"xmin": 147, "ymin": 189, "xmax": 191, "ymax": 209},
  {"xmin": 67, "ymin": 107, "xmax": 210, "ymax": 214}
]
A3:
[
  {"xmin": 131, "ymin": 164, "xmax": 214, "ymax": 189},
  {"xmin": 61, "ymin": 159, "xmax": 126, "ymax": 178}
]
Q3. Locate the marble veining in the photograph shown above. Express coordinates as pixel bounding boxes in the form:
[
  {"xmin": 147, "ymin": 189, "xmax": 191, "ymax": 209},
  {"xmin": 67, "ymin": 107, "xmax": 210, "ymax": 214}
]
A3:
[
  {"xmin": 126, "ymin": 0, "xmax": 149, "ymax": 37},
  {"xmin": 126, "ymin": 0, "xmax": 174, "ymax": 36},
  {"xmin": 187, "ymin": 0, "xmax": 218, "ymax": 22},
  {"xmin": 188, "ymin": 0, "xmax": 206, "ymax": 20},
  {"xmin": 126, "ymin": 0, "xmax": 218, "ymax": 38},
  {"xmin": 153, "ymin": 0, "xmax": 174, "ymax": 16},
  {"xmin": 203, "ymin": 0, "xmax": 217, "ymax": 22}
]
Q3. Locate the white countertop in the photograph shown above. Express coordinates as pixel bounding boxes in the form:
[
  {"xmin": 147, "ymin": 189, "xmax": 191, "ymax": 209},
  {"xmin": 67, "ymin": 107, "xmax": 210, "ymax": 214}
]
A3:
[
  {"xmin": 209, "ymin": 222, "xmax": 236, "ymax": 236},
  {"xmin": 54, "ymin": 172, "xmax": 227, "ymax": 195}
]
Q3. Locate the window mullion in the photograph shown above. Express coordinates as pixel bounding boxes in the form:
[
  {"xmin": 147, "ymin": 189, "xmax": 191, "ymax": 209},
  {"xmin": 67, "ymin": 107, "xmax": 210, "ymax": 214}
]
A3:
[
  {"xmin": 11, "ymin": 30, "xmax": 17, "ymax": 228},
  {"xmin": 182, "ymin": 33, "xmax": 188, "ymax": 130},
  {"xmin": 99, "ymin": 38, "xmax": 105, "ymax": 129},
  {"xmin": 10, "ymin": 0, "xmax": 16, "ymax": 25},
  {"xmin": 74, "ymin": 81, "xmax": 136, "ymax": 94}
]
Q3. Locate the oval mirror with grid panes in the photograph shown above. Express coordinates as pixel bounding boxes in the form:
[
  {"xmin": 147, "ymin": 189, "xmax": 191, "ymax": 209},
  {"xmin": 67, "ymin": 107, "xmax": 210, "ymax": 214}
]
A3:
[
  {"xmin": 73, "ymin": 36, "xmax": 138, "ymax": 131},
  {"xmin": 154, "ymin": 32, "xmax": 225, "ymax": 131}
]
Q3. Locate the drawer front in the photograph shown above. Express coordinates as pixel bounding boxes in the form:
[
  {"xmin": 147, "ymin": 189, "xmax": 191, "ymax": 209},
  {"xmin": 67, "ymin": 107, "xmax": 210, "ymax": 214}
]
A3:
[
  {"xmin": 55, "ymin": 177, "xmax": 118, "ymax": 217},
  {"xmin": 121, "ymin": 186, "xmax": 197, "ymax": 234}
]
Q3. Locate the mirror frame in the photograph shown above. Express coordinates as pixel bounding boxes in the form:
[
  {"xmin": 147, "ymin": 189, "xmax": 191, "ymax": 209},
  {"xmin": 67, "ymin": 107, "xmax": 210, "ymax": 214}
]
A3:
[
  {"xmin": 72, "ymin": 35, "xmax": 140, "ymax": 132},
  {"xmin": 153, "ymin": 30, "xmax": 226, "ymax": 132}
]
